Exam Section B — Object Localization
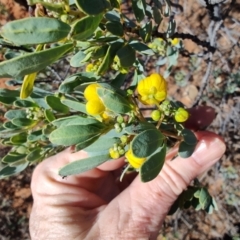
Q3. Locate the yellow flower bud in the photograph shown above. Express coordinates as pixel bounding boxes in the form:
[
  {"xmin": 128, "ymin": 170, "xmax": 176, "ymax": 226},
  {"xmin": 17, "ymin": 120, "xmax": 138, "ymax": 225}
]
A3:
[
  {"xmin": 171, "ymin": 38, "xmax": 180, "ymax": 46},
  {"xmin": 84, "ymin": 83, "xmax": 100, "ymax": 101},
  {"xmin": 86, "ymin": 63, "xmax": 94, "ymax": 72},
  {"xmin": 151, "ymin": 110, "xmax": 161, "ymax": 121},
  {"xmin": 125, "ymin": 148, "xmax": 146, "ymax": 169},
  {"xmin": 174, "ymin": 107, "xmax": 189, "ymax": 122},
  {"xmin": 137, "ymin": 73, "xmax": 167, "ymax": 105},
  {"xmin": 86, "ymin": 99, "xmax": 105, "ymax": 115},
  {"xmin": 109, "ymin": 148, "xmax": 120, "ymax": 159}
]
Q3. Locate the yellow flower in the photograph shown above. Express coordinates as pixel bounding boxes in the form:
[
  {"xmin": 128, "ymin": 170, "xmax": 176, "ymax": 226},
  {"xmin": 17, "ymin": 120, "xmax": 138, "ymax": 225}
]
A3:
[
  {"xmin": 137, "ymin": 73, "xmax": 167, "ymax": 105},
  {"xmin": 125, "ymin": 148, "xmax": 146, "ymax": 169},
  {"xmin": 84, "ymin": 83, "xmax": 106, "ymax": 115},
  {"xmin": 84, "ymin": 83, "xmax": 100, "ymax": 101},
  {"xmin": 174, "ymin": 107, "xmax": 189, "ymax": 122},
  {"xmin": 86, "ymin": 99, "xmax": 105, "ymax": 115},
  {"xmin": 171, "ymin": 38, "xmax": 179, "ymax": 46}
]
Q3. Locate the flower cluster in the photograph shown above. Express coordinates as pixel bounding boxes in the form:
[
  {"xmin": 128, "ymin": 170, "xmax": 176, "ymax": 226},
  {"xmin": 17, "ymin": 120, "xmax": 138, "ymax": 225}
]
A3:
[{"xmin": 137, "ymin": 73, "xmax": 167, "ymax": 105}]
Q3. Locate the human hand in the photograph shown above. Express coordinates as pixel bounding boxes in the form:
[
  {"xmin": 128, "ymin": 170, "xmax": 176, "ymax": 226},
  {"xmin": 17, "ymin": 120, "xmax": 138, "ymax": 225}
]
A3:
[{"xmin": 30, "ymin": 131, "xmax": 225, "ymax": 240}]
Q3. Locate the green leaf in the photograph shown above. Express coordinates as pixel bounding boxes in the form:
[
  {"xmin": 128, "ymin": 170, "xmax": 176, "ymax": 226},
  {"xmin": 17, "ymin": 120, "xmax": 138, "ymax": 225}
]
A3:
[
  {"xmin": 2, "ymin": 153, "xmax": 26, "ymax": 163},
  {"xmin": 111, "ymin": 73, "xmax": 126, "ymax": 89},
  {"xmin": 152, "ymin": 6, "xmax": 162, "ymax": 25},
  {"xmin": 10, "ymin": 132, "xmax": 27, "ymax": 144},
  {"xmin": 0, "ymin": 96, "xmax": 17, "ymax": 105},
  {"xmin": 109, "ymin": 0, "xmax": 120, "ymax": 8},
  {"xmin": 181, "ymin": 129, "xmax": 197, "ymax": 145},
  {"xmin": 91, "ymin": 45, "xmax": 109, "ymax": 59},
  {"xmin": 129, "ymin": 41, "xmax": 154, "ymax": 55},
  {"xmin": 139, "ymin": 21, "xmax": 152, "ymax": 42},
  {"xmin": 0, "ymin": 43, "xmax": 73, "ymax": 77},
  {"xmin": 1, "ymin": 17, "xmax": 71, "ymax": 45},
  {"xmin": 124, "ymin": 122, "xmax": 156, "ymax": 135},
  {"xmin": 0, "ymin": 87, "xmax": 20, "ymax": 97},
  {"xmin": 105, "ymin": 10, "xmax": 120, "ymax": 22},
  {"xmin": 70, "ymin": 50, "xmax": 87, "ymax": 67},
  {"xmin": 197, "ymin": 188, "xmax": 212, "ymax": 210},
  {"xmin": 71, "ymin": 14, "xmax": 103, "ymax": 40},
  {"xmin": 59, "ymin": 72, "xmax": 99, "ymax": 93},
  {"xmin": 51, "ymin": 115, "xmax": 99, "ymax": 127},
  {"xmin": 97, "ymin": 87, "xmax": 132, "ymax": 114},
  {"xmin": 84, "ymin": 136, "xmax": 120, "ymax": 152},
  {"xmin": 96, "ymin": 41, "xmax": 124, "ymax": 75},
  {"xmin": 106, "ymin": 21, "xmax": 124, "ymax": 36},
  {"xmin": 26, "ymin": 148, "xmax": 43, "ymax": 162},
  {"xmin": 75, "ymin": 134, "xmax": 101, "ymax": 151},
  {"xmin": 61, "ymin": 99, "xmax": 87, "ymax": 114},
  {"xmin": 132, "ymin": 0, "xmax": 146, "ymax": 22},
  {"xmin": 45, "ymin": 95, "xmax": 69, "ymax": 114},
  {"xmin": 178, "ymin": 141, "xmax": 196, "ymax": 158},
  {"xmin": 44, "ymin": 109, "xmax": 56, "ymax": 122},
  {"xmin": 116, "ymin": 44, "xmax": 136, "ymax": 68},
  {"xmin": 75, "ymin": 0, "xmax": 110, "ymax": 15},
  {"xmin": 131, "ymin": 129, "xmax": 164, "ymax": 158},
  {"xmin": 3, "ymin": 121, "xmax": 20, "ymax": 130},
  {"xmin": 5, "ymin": 109, "xmax": 27, "ymax": 120},
  {"xmin": 14, "ymin": 99, "xmax": 36, "ymax": 108},
  {"xmin": 12, "ymin": 118, "xmax": 37, "ymax": 127},
  {"xmin": 27, "ymin": 129, "xmax": 43, "ymax": 142},
  {"xmin": 59, "ymin": 154, "xmax": 110, "ymax": 176},
  {"xmin": 140, "ymin": 145, "xmax": 166, "ymax": 182},
  {"xmin": 0, "ymin": 162, "xmax": 28, "ymax": 179},
  {"xmin": 164, "ymin": 0, "xmax": 171, "ymax": 17},
  {"xmin": 49, "ymin": 124, "xmax": 104, "ymax": 146}
]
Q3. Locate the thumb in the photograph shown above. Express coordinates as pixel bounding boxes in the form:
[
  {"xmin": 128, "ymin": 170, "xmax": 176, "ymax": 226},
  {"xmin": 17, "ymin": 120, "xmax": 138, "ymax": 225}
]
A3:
[{"xmin": 109, "ymin": 131, "xmax": 225, "ymax": 239}]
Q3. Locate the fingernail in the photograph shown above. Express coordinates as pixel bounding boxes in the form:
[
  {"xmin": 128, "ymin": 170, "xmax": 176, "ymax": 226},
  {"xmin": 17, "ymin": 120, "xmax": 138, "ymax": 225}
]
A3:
[{"xmin": 192, "ymin": 137, "xmax": 226, "ymax": 166}]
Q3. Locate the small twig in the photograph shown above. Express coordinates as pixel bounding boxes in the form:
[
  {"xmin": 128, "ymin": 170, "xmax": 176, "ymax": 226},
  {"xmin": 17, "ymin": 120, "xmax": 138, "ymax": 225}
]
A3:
[
  {"xmin": 46, "ymin": 66, "xmax": 63, "ymax": 82},
  {"xmin": 192, "ymin": 20, "xmax": 223, "ymax": 107}
]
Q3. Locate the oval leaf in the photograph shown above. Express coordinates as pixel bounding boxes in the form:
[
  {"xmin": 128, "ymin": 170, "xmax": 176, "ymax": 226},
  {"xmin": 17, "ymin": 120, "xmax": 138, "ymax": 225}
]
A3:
[
  {"xmin": 116, "ymin": 44, "xmax": 136, "ymax": 68},
  {"xmin": 140, "ymin": 145, "xmax": 166, "ymax": 182},
  {"xmin": 46, "ymin": 95, "xmax": 69, "ymax": 114},
  {"xmin": 71, "ymin": 14, "xmax": 103, "ymax": 41},
  {"xmin": 5, "ymin": 109, "xmax": 27, "ymax": 120},
  {"xmin": 2, "ymin": 153, "xmax": 27, "ymax": 163},
  {"xmin": 131, "ymin": 129, "xmax": 164, "ymax": 158},
  {"xmin": 75, "ymin": 0, "xmax": 110, "ymax": 15},
  {"xmin": 26, "ymin": 148, "xmax": 43, "ymax": 162},
  {"xmin": 97, "ymin": 87, "xmax": 131, "ymax": 114},
  {"xmin": 49, "ymin": 124, "xmax": 104, "ymax": 146},
  {"xmin": 1, "ymin": 17, "xmax": 71, "ymax": 45},
  {"xmin": 181, "ymin": 129, "xmax": 197, "ymax": 145},
  {"xmin": 0, "ymin": 162, "xmax": 28, "ymax": 179},
  {"xmin": 178, "ymin": 141, "xmax": 196, "ymax": 158},
  {"xmin": 106, "ymin": 21, "xmax": 124, "ymax": 36},
  {"xmin": 12, "ymin": 118, "xmax": 37, "ymax": 127},
  {"xmin": 59, "ymin": 154, "xmax": 110, "ymax": 176},
  {"xmin": 61, "ymin": 99, "xmax": 87, "ymax": 113},
  {"xmin": 0, "ymin": 43, "xmax": 73, "ymax": 77},
  {"xmin": 132, "ymin": 0, "xmax": 146, "ymax": 22}
]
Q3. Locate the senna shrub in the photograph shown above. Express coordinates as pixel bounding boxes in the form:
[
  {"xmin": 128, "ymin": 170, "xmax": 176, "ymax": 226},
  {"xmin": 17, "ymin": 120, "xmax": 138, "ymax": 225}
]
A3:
[{"xmin": 0, "ymin": 0, "xmax": 217, "ymax": 213}]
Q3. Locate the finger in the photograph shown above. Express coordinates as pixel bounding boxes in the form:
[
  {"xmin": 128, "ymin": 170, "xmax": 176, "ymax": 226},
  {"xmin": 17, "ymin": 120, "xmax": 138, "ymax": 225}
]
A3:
[{"xmin": 99, "ymin": 131, "xmax": 226, "ymax": 239}]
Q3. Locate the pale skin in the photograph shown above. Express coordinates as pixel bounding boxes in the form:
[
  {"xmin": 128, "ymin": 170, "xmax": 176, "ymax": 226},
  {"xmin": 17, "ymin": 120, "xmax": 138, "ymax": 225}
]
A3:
[{"xmin": 30, "ymin": 131, "xmax": 225, "ymax": 240}]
